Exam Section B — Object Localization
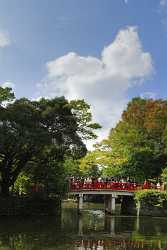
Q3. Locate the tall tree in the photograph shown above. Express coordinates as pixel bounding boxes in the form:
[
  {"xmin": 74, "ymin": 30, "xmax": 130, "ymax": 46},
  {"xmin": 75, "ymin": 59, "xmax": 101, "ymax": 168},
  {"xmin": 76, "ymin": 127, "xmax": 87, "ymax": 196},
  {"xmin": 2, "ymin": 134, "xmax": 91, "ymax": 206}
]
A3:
[
  {"xmin": 95, "ymin": 98, "xmax": 167, "ymax": 181},
  {"xmin": 0, "ymin": 98, "xmax": 49, "ymax": 195},
  {"xmin": 0, "ymin": 88, "xmax": 100, "ymax": 196}
]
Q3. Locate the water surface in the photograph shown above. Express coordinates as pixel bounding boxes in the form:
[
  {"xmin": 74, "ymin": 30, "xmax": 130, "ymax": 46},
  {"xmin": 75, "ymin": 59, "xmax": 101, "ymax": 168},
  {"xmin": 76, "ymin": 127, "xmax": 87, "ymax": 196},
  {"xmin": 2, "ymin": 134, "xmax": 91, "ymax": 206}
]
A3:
[{"xmin": 0, "ymin": 201, "xmax": 167, "ymax": 250}]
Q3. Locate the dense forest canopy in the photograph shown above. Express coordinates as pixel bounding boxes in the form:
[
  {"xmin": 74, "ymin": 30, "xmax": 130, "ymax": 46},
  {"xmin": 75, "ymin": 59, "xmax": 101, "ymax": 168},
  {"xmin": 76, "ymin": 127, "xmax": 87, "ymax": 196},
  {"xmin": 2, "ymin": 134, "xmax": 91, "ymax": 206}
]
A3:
[{"xmin": 0, "ymin": 87, "xmax": 100, "ymax": 196}]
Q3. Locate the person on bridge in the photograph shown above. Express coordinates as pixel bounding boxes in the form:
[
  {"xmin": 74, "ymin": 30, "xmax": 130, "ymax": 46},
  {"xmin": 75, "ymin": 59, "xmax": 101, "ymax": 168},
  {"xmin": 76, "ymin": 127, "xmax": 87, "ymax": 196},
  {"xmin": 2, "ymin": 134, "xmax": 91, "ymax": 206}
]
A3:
[
  {"xmin": 156, "ymin": 182, "xmax": 161, "ymax": 190},
  {"xmin": 143, "ymin": 180, "xmax": 151, "ymax": 189}
]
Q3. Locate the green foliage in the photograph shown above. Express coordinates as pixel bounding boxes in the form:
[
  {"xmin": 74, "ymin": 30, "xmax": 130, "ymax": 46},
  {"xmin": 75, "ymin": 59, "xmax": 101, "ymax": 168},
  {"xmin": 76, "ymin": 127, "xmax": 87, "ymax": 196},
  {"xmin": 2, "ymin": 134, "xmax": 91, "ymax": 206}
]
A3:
[
  {"xmin": 102, "ymin": 165, "xmax": 123, "ymax": 177},
  {"xmin": 161, "ymin": 167, "xmax": 167, "ymax": 184},
  {"xmin": 25, "ymin": 145, "xmax": 69, "ymax": 196},
  {"xmin": 0, "ymin": 87, "xmax": 99, "ymax": 196},
  {"xmin": 33, "ymin": 97, "xmax": 88, "ymax": 158},
  {"xmin": 13, "ymin": 173, "xmax": 31, "ymax": 195},
  {"xmin": 135, "ymin": 190, "xmax": 167, "ymax": 208},
  {"xmin": 70, "ymin": 99, "xmax": 101, "ymax": 140},
  {"xmin": 0, "ymin": 97, "xmax": 49, "ymax": 195},
  {"xmin": 94, "ymin": 98, "xmax": 167, "ymax": 181},
  {"xmin": 79, "ymin": 151, "xmax": 102, "ymax": 178},
  {"xmin": 0, "ymin": 86, "xmax": 14, "ymax": 104},
  {"xmin": 63, "ymin": 158, "xmax": 80, "ymax": 177}
]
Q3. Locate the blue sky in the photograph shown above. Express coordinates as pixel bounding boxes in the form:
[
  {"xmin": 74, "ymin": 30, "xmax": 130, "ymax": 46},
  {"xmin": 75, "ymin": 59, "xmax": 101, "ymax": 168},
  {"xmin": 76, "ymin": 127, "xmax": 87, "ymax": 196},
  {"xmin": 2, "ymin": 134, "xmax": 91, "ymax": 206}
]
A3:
[{"xmin": 0, "ymin": 0, "xmax": 167, "ymax": 145}]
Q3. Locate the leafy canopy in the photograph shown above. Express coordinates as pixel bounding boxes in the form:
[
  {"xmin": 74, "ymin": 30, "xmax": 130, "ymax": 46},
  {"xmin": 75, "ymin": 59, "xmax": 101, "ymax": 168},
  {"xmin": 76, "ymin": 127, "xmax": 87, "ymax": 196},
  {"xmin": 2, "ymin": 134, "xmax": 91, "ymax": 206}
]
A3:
[
  {"xmin": 0, "ymin": 86, "xmax": 14, "ymax": 104},
  {"xmin": 84, "ymin": 98, "xmax": 167, "ymax": 181},
  {"xmin": 0, "ymin": 87, "xmax": 101, "ymax": 196}
]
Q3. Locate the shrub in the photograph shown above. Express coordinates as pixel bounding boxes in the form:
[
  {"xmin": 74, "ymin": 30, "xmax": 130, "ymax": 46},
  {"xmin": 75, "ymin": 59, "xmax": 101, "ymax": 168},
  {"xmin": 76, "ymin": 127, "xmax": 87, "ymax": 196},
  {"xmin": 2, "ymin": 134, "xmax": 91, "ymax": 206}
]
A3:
[{"xmin": 134, "ymin": 189, "xmax": 167, "ymax": 208}]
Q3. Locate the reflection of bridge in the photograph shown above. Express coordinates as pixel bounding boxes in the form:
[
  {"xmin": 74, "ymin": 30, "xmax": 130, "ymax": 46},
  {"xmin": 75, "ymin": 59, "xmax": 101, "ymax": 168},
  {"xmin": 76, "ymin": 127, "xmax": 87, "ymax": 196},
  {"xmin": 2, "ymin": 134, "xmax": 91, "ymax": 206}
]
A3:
[
  {"xmin": 73, "ymin": 239, "xmax": 161, "ymax": 250},
  {"xmin": 75, "ymin": 215, "xmax": 163, "ymax": 250},
  {"xmin": 69, "ymin": 181, "xmax": 152, "ymax": 214}
]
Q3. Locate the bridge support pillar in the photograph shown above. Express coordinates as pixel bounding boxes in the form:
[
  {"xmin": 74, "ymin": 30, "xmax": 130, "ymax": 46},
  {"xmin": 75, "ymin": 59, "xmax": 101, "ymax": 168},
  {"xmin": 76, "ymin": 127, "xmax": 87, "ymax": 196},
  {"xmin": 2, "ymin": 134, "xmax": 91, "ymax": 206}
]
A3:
[
  {"xmin": 78, "ymin": 193, "xmax": 84, "ymax": 211},
  {"xmin": 105, "ymin": 194, "xmax": 117, "ymax": 215},
  {"xmin": 111, "ymin": 194, "xmax": 116, "ymax": 214}
]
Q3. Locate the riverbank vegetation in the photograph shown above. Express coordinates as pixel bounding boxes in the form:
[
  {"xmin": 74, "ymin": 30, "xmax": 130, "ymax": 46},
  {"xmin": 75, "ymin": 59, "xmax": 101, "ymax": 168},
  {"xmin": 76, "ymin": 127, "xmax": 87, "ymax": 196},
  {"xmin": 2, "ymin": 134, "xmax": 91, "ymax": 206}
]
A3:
[
  {"xmin": 135, "ymin": 190, "xmax": 167, "ymax": 208},
  {"xmin": 134, "ymin": 189, "xmax": 167, "ymax": 216}
]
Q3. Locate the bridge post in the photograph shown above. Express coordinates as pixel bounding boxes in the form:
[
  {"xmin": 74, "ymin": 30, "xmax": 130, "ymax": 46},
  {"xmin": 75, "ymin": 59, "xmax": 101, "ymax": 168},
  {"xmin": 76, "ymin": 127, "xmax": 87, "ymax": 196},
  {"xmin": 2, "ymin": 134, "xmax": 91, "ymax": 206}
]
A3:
[
  {"xmin": 110, "ymin": 194, "xmax": 117, "ymax": 214},
  {"xmin": 78, "ymin": 193, "xmax": 84, "ymax": 211},
  {"xmin": 105, "ymin": 194, "xmax": 117, "ymax": 214}
]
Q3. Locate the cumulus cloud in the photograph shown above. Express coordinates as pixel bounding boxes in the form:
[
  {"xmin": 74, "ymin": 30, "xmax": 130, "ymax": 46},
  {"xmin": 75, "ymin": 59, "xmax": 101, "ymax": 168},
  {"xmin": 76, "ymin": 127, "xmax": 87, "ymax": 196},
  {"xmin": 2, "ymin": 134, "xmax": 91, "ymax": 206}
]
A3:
[
  {"xmin": 124, "ymin": 0, "xmax": 128, "ymax": 4},
  {"xmin": 1, "ymin": 81, "xmax": 15, "ymax": 89},
  {"xmin": 140, "ymin": 92, "xmax": 157, "ymax": 99},
  {"xmin": 160, "ymin": 0, "xmax": 167, "ymax": 7},
  {"xmin": 0, "ymin": 31, "xmax": 10, "ymax": 48},
  {"xmin": 38, "ymin": 26, "xmax": 153, "ymax": 147},
  {"xmin": 159, "ymin": 1, "xmax": 167, "ymax": 32}
]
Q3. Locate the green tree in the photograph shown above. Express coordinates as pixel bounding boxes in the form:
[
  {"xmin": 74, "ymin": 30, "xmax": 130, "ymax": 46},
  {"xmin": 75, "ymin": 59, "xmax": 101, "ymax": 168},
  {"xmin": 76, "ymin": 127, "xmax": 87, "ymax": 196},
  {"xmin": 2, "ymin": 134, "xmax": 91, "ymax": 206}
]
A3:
[
  {"xmin": 0, "ymin": 86, "xmax": 14, "ymax": 104},
  {"xmin": 70, "ymin": 99, "xmax": 101, "ymax": 140},
  {"xmin": 63, "ymin": 158, "xmax": 80, "ymax": 177},
  {"xmin": 0, "ymin": 87, "xmax": 100, "ymax": 196},
  {"xmin": 0, "ymin": 97, "xmax": 50, "ymax": 196},
  {"xmin": 23, "ymin": 145, "xmax": 68, "ymax": 196},
  {"xmin": 161, "ymin": 167, "xmax": 167, "ymax": 189},
  {"xmin": 79, "ymin": 151, "xmax": 102, "ymax": 178},
  {"xmin": 95, "ymin": 98, "xmax": 167, "ymax": 181}
]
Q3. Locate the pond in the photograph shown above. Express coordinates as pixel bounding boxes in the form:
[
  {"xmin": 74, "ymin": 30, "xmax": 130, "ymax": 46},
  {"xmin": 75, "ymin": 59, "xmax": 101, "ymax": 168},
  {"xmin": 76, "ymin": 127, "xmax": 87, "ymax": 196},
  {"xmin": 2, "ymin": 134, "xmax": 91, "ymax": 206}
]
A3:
[{"xmin": 0, "ymin": 201, "xmax": 167, "ymax": 250}]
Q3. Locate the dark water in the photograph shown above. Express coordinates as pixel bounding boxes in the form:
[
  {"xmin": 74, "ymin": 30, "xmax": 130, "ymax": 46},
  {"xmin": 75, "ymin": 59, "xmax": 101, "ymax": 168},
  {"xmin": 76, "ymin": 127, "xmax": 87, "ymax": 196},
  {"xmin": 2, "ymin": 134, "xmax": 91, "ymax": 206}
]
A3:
[{"xmin": 0, "ymin": 201, "xmax": 167, "ymax": 250}]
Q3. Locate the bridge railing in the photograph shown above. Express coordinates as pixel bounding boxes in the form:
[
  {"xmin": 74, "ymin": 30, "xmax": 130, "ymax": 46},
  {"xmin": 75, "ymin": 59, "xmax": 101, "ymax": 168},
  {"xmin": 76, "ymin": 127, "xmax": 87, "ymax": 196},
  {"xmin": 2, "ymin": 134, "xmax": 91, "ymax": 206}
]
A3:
[{"xmin": 69, "ymin": 181, "xmax": 150, "ymax": 192}]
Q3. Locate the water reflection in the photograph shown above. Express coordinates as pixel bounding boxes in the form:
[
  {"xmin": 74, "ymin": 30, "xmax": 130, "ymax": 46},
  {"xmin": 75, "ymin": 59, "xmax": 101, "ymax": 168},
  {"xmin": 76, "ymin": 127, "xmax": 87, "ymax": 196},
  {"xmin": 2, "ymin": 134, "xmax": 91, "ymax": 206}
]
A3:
[
  {"xmin": 73, "ymin": 239, "xmax": 161, "ymax": 250},
  {"xmin": 0, "ymin": 202, "xmax": 166, "ymax": 250}
]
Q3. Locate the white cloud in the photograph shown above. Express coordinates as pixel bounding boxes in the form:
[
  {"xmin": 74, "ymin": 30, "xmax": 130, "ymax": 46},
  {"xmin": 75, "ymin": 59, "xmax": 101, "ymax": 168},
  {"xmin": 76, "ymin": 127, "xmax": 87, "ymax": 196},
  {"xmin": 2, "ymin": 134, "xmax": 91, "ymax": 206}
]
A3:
[
  {"xmin": 0, "ymin": 31, "xmax": 10, "ymax": 48},
  {"xmin": 38, "ymin": 26, "xmax": 153, "ymax": 148},
  {"xmin": 124, "ymin": 0, "xmax": 128, "ymax": 4},
  {"xmin": 159, "ymin": 1, "xmax": 167, "ymax": 31},
  {"xmin": 1, "ymin": 82, "xmax": 15, "ymax": 89},
  {"xmin": 160, "ymin": 0, "xmax": 167, "ymax": 7},
  {"xmin": 140, "ymin": 92, "xmax": 157, "ymax": 99}
]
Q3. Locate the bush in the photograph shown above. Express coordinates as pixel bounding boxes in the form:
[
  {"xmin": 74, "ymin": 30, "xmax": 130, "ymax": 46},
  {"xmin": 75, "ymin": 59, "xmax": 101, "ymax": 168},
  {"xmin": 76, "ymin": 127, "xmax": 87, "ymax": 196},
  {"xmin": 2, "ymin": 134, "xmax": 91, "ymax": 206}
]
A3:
[
  {"xmin": 135, "ymin": 189, "xmax": 167, "ymax": 208},
  {"xmin": 161, "ymin": 167, "xmax": 167, "ymax": 186}
]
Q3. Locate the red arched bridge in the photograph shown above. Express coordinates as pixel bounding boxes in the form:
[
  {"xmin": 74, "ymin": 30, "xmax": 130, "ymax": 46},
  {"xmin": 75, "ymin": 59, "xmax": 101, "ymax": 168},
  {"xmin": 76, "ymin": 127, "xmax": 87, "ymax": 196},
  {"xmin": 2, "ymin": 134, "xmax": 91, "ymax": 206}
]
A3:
[
  {"xmin": 69, "ymin": 180, "xmax": 153, "ymax": 192},
  {"xmin": 69, "ymin": 180, "xmax": 157, "ymax": 214}
]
